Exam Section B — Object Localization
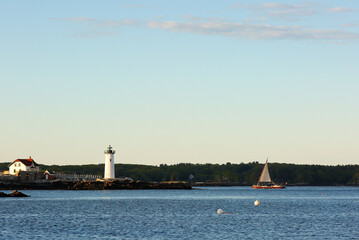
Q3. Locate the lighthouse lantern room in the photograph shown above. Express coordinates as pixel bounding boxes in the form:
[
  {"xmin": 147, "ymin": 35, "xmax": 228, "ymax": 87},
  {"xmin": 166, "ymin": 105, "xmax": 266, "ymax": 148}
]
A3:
[{"xmin": 104, "ymin": 145, "xmax": 115, "ymax": 179}]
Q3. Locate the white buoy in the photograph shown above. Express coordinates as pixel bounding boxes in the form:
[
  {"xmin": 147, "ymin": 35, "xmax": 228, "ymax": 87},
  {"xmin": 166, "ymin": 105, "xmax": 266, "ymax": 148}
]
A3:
[
  {"xmin": 217, "ymin": 209, "xmax": 224, "ymax": 214},
  {"xmin": 254, "ymin": 200, "xmax": 260, "ymax": 206}
]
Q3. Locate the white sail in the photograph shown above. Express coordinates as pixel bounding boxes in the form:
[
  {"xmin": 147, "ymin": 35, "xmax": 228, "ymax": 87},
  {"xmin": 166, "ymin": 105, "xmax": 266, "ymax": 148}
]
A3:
[{"xmin": 258, "ymin": 159, "xmax": 272, "ymax": 183}]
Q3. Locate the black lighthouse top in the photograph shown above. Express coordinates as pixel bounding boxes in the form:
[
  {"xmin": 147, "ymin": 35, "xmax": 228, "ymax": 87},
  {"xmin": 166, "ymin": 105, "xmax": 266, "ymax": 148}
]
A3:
[{"xmin": 104, "ymin": 145, "xmax": 116, "ymax": 154}]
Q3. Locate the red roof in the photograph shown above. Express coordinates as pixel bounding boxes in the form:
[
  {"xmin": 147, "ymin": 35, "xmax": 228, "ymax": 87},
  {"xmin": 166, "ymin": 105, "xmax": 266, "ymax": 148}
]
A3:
[{"xmin": 12, "ymin": 157, "xmax": 39, "ymax": 167}]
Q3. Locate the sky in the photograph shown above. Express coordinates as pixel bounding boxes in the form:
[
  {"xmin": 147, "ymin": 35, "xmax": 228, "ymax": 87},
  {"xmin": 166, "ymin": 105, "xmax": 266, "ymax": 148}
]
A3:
[{"xmin": 1, "ymin": 0, "xmax": 359, "ymax": 166}]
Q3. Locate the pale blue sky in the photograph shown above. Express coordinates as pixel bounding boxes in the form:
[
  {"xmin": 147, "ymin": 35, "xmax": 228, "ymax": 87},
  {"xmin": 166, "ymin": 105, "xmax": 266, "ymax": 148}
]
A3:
[{"xmin": 1, "ymin": 0, "xmax": 359, "ymax": 165}]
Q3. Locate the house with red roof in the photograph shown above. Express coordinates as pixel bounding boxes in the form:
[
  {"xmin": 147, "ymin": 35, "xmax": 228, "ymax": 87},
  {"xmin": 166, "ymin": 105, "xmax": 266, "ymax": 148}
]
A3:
[{"xmin": 8, "ymin": 156, "xmax": 40, "ymax": 175}]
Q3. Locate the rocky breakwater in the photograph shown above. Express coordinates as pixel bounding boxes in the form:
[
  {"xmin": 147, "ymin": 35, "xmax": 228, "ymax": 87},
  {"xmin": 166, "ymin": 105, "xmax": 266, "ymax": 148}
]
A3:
[
  {"xmin": 69, "ymin": 180, "xmax": 192, "ymax": 190},
  {"xmin": 0, "ymin": 190, "xmax": 29, "ymax": 197},
  {"xmin": 0, "ymin": 180, "xmax": 192, "ymax": 190}
]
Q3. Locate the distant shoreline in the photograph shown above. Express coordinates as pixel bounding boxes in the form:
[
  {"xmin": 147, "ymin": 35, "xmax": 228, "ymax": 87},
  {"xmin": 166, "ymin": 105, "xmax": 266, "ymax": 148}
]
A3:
[
  {"xmin": 1, "ymin": 181, "xmax": 357, "ymax": 191},
  {"xmin": 1, "ymin": 162, "xmax": 358, "ymax": 187}
]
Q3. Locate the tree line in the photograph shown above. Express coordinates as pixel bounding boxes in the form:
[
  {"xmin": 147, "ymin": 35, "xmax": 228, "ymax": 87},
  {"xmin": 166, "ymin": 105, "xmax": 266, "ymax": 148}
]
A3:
[{"xmin": 1, "ymin": 162, "xmax": 358, "ymax": 185}]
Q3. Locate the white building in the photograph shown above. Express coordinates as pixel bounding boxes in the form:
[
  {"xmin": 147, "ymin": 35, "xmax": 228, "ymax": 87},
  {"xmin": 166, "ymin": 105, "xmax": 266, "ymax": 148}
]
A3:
[
  {"xmin": 8, "ymin": 156, "xmax": 40, "ymax": 175},
  {"xmin": 104, "ymin": 145, "xmax": 115, "ymax": 179}
]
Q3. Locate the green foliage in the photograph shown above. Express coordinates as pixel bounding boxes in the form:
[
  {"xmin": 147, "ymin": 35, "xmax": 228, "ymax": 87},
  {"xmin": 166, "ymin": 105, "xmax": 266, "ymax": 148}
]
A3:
[
  {"xmin": 1, "ymin": 161, "xmax": 358, "ymax": 185},
  {"xmin": 0, "ymin": 162, "xmax": 10, "ymax": 171}
]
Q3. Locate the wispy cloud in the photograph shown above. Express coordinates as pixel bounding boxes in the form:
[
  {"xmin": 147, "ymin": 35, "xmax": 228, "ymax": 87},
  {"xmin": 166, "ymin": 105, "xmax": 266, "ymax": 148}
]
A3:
[
  {"xmin": 326, "ymin": 7, "xmax": 355, "ymax": 13},
  {"xmin": 71, "ymin": 31, "xmax": 118, "ymax": 39},
  {"xmin": 53, "ymin": 17, "xmax": 137, "ymax": 27},
  {"xmin": 51, "ymin": 17, "xmax": 137, "ymax": 38},
  {"xmin": 50, "ymin": 17, "xmax": 96, "ymax": 22},
  {"xmin": 231, "ymin": 2, "xmax": 317, "ymax": 19},
  {"xmin": 121, "ymin": 4, "xmax": 156, "ymax": 9},
  {"xmin": 342, "ymin": 23, "xmax": 359, "ymax": 28},
  {"xmin": 66, "ymin": 17, "xmax": 96, "ymax": 22},
  {"xmin": 93, "ymin": 20, "xmax": 138, "ymax": 28},
  {"xmin": 52, "ymin": 15, "xmax": 359, "ymax": 42},
  {"xmin": 147, "ymin": 19, "xmax": 359, "ymax": 41}
]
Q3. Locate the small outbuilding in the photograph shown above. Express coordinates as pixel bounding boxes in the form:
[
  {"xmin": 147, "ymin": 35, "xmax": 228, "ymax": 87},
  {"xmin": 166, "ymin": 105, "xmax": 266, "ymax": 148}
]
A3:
[{"xmin": 43, "ymin": 170, "xmax": 56, "ymax": 180}]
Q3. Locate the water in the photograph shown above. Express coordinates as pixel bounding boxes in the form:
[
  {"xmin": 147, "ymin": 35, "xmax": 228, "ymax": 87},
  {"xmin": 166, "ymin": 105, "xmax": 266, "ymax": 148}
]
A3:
[{"xmin": 0, "ymin": 187, "xmax": 358, "ymax": 239}]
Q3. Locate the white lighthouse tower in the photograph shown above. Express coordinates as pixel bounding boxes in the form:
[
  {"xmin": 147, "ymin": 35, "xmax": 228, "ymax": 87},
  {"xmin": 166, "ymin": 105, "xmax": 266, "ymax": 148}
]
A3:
[{"xmin": 104, "ymin": 145, "xmax": 115, "ymax": 179}]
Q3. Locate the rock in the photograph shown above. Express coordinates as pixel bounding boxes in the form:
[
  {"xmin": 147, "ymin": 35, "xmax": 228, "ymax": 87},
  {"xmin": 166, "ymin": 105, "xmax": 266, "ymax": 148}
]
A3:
[
  {"xmin": 0, "ymin": 192, "xmax": 8, "ymax": 197},
  {"xmin": 8, "ymin": 190, "xmax": 29, "ymax": 197}
]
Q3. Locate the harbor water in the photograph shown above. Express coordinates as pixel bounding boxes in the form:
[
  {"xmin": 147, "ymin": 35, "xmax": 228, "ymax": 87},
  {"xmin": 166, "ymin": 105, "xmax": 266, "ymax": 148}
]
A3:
[{"xmin": 0, "ymin": 187, "xmax": 358, "ymax": 239}]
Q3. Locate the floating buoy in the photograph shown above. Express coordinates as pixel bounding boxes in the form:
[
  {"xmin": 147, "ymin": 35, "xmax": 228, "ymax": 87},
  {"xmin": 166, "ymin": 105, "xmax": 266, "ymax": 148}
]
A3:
[
  {"xmin": 254, "ymin": 200, "xmax": 260, "ymax": 206},
  {"xmin": 217, "ymin": 209, "xmax": 224, "ymax": 214}
]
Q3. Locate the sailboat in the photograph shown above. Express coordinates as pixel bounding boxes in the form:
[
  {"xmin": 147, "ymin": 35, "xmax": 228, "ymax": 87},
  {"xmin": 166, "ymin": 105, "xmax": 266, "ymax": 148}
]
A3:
[{"xmin": 252, "ymin": 159, "xmax": 285, "ymax": 189}]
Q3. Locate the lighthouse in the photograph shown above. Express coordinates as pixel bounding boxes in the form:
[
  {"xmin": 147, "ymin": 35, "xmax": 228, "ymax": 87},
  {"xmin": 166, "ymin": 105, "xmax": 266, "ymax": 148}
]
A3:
[{"xmin": 104, "ymin": 145, "xmax": 116, "ymax": 179}]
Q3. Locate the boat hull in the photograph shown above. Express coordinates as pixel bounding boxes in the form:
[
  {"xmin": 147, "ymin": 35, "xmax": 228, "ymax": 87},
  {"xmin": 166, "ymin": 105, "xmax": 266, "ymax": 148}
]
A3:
[{"xmin": 252, "ymin": 185, "xmax": 285, "ymax": 189}]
